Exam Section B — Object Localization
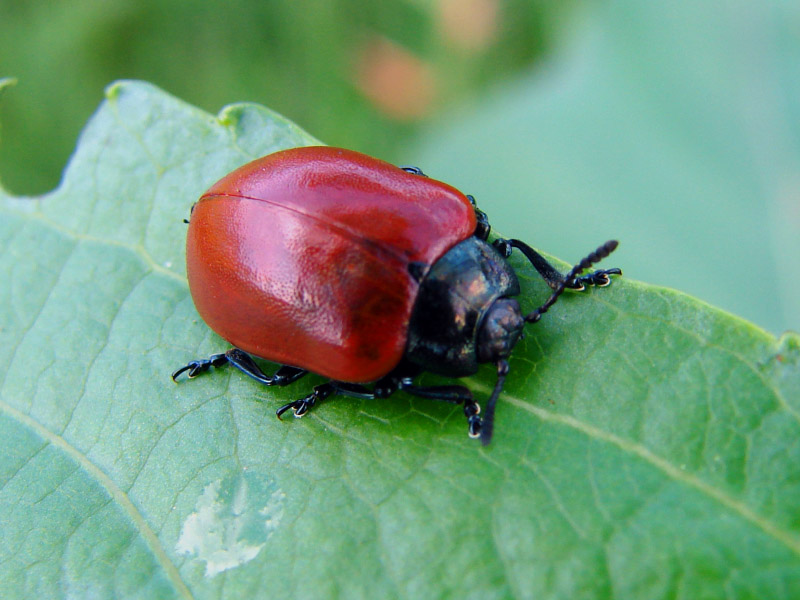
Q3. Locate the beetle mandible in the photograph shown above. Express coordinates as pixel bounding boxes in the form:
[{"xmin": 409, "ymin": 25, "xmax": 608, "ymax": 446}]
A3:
[{"xmin": 173, "ymin": 146, "xmax": 620, "ymax": 444}]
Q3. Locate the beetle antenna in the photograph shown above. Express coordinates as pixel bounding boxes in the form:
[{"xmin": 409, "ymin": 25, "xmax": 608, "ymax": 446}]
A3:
[
  {"xmin": 480, "ymin": 359, "xmax": 509, "ymax": 446},
  {"xmin": 524, "ymin": 240, "xmax": 618, "ymax": 323}
]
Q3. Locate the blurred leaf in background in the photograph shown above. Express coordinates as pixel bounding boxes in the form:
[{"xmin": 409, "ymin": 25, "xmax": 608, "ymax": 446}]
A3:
[
  {"xmin": 410, "ymin": 0, "xmax": 800, "ymax": 335},
  {"xmin": 0, "ymin": 0, "xmax": 574, "ymax": 195}
]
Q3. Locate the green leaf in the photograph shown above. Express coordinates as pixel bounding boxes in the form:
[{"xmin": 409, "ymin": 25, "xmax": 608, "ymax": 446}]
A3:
[{"xmin": 1, "ymin": 80, "xmax": 799, "ymax": 599}]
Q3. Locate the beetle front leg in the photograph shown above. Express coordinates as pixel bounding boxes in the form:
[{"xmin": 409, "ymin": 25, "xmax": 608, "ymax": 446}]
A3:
[
  {"xmin": 494, "ymin": 238, "xmax": 621, "ymax": 291},
  {"xmin": 398, "ymin": 382, "xmax": 482, "ymax": 438}
]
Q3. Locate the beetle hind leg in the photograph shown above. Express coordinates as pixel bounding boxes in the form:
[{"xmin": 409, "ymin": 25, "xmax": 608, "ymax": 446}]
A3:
[
  {"xmin": 172, "ymin": 348, "xmax": 308, "ymax": 386},
  {"xmin": 171, "ymin": 353, "xmax": 228, "ymax": 380}
]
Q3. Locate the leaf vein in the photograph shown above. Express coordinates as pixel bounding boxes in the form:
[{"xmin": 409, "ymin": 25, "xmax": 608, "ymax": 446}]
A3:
[
  {"xmin": 503, "ymin": 394, "xmax": 800, "ymax": 556},
  {"xmin": 0, "ymin": 399, "xmax": 195, "ymax": 600}
]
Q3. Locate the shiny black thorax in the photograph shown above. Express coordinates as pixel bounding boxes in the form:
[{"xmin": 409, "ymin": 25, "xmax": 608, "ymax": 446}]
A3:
[{"xmin": 406, "ymin": 237, "xmax": 521, "ymax": 377}]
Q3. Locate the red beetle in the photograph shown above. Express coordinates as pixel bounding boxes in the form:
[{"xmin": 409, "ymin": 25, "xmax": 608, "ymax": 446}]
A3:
[{"xmin": 174, "ymin": 147, "xmax": 620, "ymax": 444}]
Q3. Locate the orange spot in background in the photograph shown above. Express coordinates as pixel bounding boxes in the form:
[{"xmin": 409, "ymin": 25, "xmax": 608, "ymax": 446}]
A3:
[
  {"xmin": 354, "ymin": 37, "xmax": 436, "ymax": 121},
  {"xmin": 436, "ymin": 0, "xmax": 500, "ymax": 53}
]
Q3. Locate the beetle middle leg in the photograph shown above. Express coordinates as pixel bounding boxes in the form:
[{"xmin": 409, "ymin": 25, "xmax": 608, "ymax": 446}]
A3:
[
  {"xmin": 274, "ymin": 380, "xmax": 379, "ymax": 420},
  {"xmin": 276, "ymin": 382, "xmax": 336, "ymax": 419},
  {"xmin": 172, "ymin": 348, "xmax": 308, "ymax": 386},
  {"xmin": 493, "ymin": 238, "xmax": 621, "ymax": 291},
  {"xmin": 465, "ymin": 195, "xmax": 491, "ymax": 241}
]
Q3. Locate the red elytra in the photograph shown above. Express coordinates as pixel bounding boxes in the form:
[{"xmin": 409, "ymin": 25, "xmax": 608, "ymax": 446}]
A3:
[{"xmin": 186, "ymin": 146, "xmax": 476, "ymax": 383}]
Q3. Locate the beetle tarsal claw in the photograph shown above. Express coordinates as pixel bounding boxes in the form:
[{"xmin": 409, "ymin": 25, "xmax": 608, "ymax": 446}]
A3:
[
  {"xmin": 172, "ymin": 361, "xmax": 205, "ymax": 380},
  {"xmin": 575, "ymin": 267, "xmax": 622, "ymax": 289},
  {"xmin": 173, "ymin": 353, "xmax": 231, "ymax": 381},
  {"xmin": 467, "ymin": 414, "xmax": 482, "ymax": 438},
  {"xmin": 464, "ymin": 400, "xmax": 482, "ymax": 438},
  {"xmin": 276, "ymin": 396, "xmax": 316, "ymax": 419},
  {"xmin": 275, "ymin": 402, "xmax": 293, "ymax": 420}
]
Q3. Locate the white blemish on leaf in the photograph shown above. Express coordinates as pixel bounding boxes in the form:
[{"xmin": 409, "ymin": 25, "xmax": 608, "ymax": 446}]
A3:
[{"xmin": 176, "ymin": 472, "xmax": 285, "ymax": 577}]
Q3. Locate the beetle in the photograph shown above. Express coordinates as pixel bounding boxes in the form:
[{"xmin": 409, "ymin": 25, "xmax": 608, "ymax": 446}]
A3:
[{"xmin": 173, "ymin": 146, "xmax": 620, "ymax": 444}]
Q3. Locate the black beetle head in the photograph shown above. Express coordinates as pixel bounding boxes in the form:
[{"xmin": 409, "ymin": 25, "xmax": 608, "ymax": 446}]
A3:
[{"xmin": 476, "ymin": 297, "xmax": 524, "ymax": 365}]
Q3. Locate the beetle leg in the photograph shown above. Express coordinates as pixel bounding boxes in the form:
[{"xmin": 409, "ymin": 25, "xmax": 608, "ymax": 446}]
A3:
[
  {"xmin": 329, "ymin": 381, "xmax": 392, "ymax": 399},
  {"xmin": 171, "ymin": 353, "xmax": 229, "ymax": 380},
  {"xmin": 226, "ymin": 349, "xmax": 308, "ymax": 385},
  {"xmin": 182, "ymin": 202, "xmax": 197, "ymax": 224},
  {"xmin": 525, "ymin": 240, "xmax": 620, "ymax": 323},
  {"xmin": 276, "ymin": 379, "xmax": 405, "ymax": 420},
  {"xmin": 314, "ymin": 371, "xmax": 483, "ymax": 439},
  {"xmin": 398, "ymin": 382, "xmax": 482, "ymax": 439},
  {"xmin": 399, "ymin": 165, "xmax": 427, "ymax": 176},
  {"xmin": 333, "ymin": 376, "xmax": 483, "ymax": 439},
  {"xmin": 577, "ymin": 267, "xmax": 623, "ymax": 287},
  {"xmin": 466, "ymin": 195, "xmax": 491, "ymax": 241},
  {"xmin": 276, "ymin": 382, "xmax": 335, "ymax": 419},
  {"xmin": 173, "ymin": 348, "xmax": 307, "ymax": 386},
  {"xmin": 494, "ymin": 238, "xmax": 621, "ymax": 291}
]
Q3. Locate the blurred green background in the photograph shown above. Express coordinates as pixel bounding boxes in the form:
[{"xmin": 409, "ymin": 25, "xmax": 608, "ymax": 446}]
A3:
[{"xmin": 1, "ymin": 0, "xmax": 798, "ymax": 334}]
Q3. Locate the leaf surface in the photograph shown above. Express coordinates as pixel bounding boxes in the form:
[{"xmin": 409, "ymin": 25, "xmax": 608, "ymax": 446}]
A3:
[{"xmin": 1, "ymin": 80, "xmax": 799, "ymax": 599}]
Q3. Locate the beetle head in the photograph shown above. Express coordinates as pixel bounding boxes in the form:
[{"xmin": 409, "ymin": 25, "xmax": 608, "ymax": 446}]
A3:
[{"xmin": 476, "ymin": 298, "xmax": 524, "ymax": 365}]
